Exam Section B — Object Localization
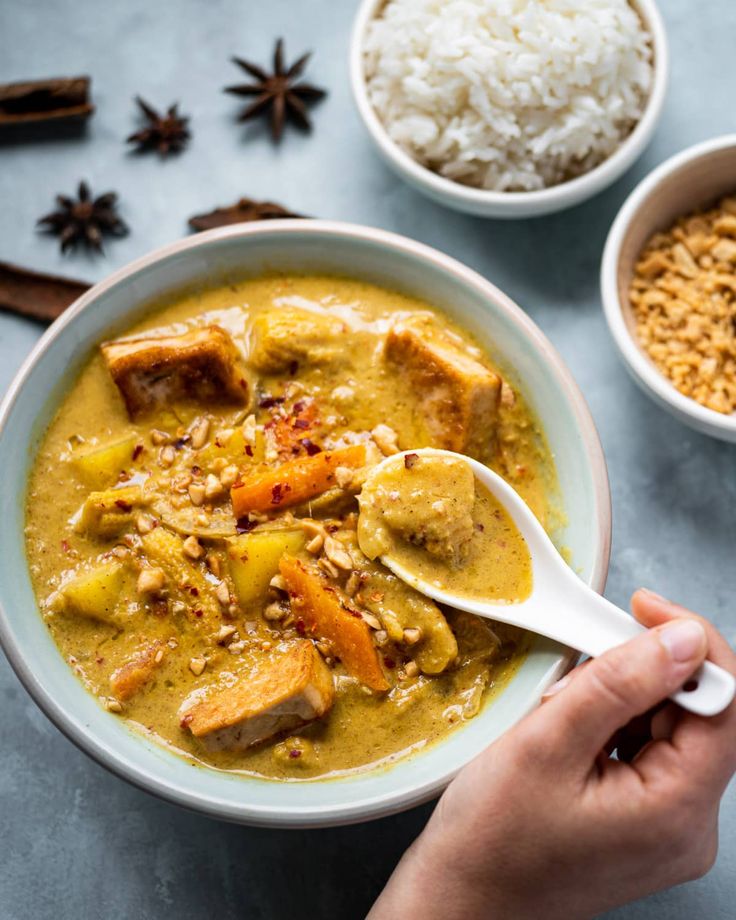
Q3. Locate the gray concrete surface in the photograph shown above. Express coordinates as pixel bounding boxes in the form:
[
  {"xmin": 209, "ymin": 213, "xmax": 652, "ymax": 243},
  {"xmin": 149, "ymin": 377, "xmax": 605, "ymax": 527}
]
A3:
[{"xmin": 0, "ymin": 1, "xmax": 734, "ymax": 917}]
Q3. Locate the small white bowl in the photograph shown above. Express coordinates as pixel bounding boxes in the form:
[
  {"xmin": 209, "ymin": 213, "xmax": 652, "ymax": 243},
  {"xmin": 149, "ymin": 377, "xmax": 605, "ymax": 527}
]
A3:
[
  {"xmin": 350, "ymin": 0, "xmax": 669, "ymax": 219},
  {"xmin": 601, "ymin": 134, "xmax": 736, "ymax": 442}
]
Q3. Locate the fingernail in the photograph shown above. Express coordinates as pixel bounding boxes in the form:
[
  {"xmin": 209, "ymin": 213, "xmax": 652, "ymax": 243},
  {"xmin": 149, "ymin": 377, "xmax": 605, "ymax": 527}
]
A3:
[
  {"xmin": 658, "ymin": 619, "xmax": 706, "ymax": 662},
  {"xmin": 640, "ymin": 588, "xmax": 671, "ymax": 603},
  {"xmin": 541, "ymin": 673, "xmax": 572, "ymax": 700}
]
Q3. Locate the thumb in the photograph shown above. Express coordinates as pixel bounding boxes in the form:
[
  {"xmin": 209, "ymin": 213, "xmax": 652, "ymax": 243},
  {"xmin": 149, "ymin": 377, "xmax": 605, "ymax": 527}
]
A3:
[{"xmin": 533, "ymin": 618, "xmax": 707, "ymax": 766}]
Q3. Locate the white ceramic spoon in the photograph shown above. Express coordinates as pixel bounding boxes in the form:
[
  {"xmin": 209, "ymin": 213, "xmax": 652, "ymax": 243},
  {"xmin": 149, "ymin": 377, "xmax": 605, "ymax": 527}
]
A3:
[{"xmin": 361, "ymin": 448, "xmax": 735, "ymax": 717}]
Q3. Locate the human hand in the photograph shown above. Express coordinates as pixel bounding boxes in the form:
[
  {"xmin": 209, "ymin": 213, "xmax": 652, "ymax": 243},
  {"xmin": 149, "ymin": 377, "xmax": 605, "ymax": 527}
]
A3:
[{"xmin": 369, "ymin": 590, "xmax": 736, "ymax": 920}]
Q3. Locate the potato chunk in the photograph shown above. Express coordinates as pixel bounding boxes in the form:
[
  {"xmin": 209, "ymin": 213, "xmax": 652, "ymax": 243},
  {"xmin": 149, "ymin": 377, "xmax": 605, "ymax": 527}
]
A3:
[
  {"xmin": 227, "ymin": 529, "xmax": 306, "ymax": 610},
  {"xmin": 248, "ymin": 307, "xmax": 348, "ymax": 374},
  {"xmin": 101, "ymin": 325, "xmax": 250, "ymax": 419},
  {"xmin": 179, "ymin": 641, "xmax": 334, "ymax": 751},
  {"xmin": 71, "ymin": 435, "xmax": 137, "ymax": 488},
  {"xmin": 385, "ymin": 315, "xmax": 501, "ymax": 456},
  {"xmin": 60, "ymin": 561, "xmax": 126, "ymax": 624}
]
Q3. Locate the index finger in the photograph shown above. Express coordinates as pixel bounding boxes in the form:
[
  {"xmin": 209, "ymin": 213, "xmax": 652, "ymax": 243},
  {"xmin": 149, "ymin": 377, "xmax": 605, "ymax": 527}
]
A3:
[{"xmin": 632, "ymin": 590, "xmax": 736, "ymax": 790}]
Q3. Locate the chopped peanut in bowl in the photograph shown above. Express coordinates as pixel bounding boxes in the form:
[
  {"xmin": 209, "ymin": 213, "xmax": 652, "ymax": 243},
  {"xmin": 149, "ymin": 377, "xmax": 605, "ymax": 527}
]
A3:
[
  {"xmin": 25, "ymin": 274, "xmax": 558, "ymax": 780},
  {"xmin": 630, "ymin": 195, "xmax": 736, "ymax": 415}
]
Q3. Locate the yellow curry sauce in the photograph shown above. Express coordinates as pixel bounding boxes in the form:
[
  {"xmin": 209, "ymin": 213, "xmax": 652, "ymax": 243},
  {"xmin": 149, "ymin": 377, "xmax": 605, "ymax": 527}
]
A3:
[
  {"xmin": 24, "ymin": 274, "xmax": 557, "ymax": 780},
  {"xmin": 358, "ymin": 454, "xmax": 533, "ymax": 604}
]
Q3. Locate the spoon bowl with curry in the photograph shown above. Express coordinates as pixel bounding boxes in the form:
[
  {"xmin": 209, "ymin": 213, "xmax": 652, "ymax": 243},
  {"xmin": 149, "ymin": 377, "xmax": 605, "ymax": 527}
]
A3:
[{"xmin": 357, "ymin": 448, "xmax": 735, "ymax": 718}]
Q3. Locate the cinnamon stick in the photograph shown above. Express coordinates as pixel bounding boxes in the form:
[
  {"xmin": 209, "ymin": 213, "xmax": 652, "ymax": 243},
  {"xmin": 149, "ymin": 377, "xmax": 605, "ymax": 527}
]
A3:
[
  {"xmin": 0, "ymin": 261, "xmax": 90, "ymax": 322},
  {"xmin": 189, "ymin": 197, "xmax": 305, "ymax": 232},
  {"xmin": 0, "ymin": 76, "xmax": 94, "ymax": 127}
]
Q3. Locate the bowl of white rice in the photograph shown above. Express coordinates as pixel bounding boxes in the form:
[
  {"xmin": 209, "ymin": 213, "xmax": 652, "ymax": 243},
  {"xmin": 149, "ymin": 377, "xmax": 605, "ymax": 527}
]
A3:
[{"xmin": 350, "ymin": 0, "xmax": 668, "ymax": 218}]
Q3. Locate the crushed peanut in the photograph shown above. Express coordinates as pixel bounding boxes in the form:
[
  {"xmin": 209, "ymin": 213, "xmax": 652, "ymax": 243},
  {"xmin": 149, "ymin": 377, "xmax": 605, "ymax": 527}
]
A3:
[
  {"xmin": 136, "ymin": 566, "xmax": 166, "ymax": 595},
  {"xmin": 182, "ymin": 535, "xmax": 204, "ymax": 560},
  {"xmin": 630, "ymin": 195, "xmax": 736, "ymax": 414},
  {"xmin": 334, "ymin": 466, "xmax": 354, "ymax": 489},
  {"xmin": 323, "ymin": 536, "xmax": 353, "ymax": 570},
  {"xmin": 189, "ymin": 656, "xmax": 207, "ymax": 676},
  {"xmin": 104, "ymin": 698, "xmax": 123, "ymax": 713},
  {"xmin": 403, "ymin": 627, "xmax": 423, "ymax": 645},
  {"xmin": 306, "ymin": 533, "xmax": 324, "ymax": 554},
  {"xmin": 220, "ymin": 464, "xmax": 239, "ymax": 488},
  {"xmin": 404, "ymin": 660, "xmax": 419, "ymax": 678},
  {"xmin": 264, "ymin": 601, "xmax": 287, "ymax": 621},
  {"xmin": 189, "ymin": 417, "xmax": 210, "ymax": 450},
  {"xmin": 188, "ymin": 482, "xmax": 206, "ymax": 506},
  {"xmin": 215, "ymin": 581, "xmax": 231, "ymax": 606},
  {"xmin": 242, "ymin": 414, "xmax": 257, "ymax": 445},
  {"xmin": 371, "ymin": 423, "xmax": 400, "ymax": 455},
  {"xmin": 216, "ymin": 625, "xmax": 237, "ymax": 645},
  {"xmin": 159, "ymin": 445, "xmax": 176, "ymax": 468},
  {"xmin": 204, "ymin": 473, "xmax": 224, "ymax": 501}
]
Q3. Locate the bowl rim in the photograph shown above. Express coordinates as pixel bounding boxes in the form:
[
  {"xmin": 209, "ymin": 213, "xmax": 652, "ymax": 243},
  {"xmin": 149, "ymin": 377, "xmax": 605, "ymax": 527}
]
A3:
[
  {"xmin": 600, "ymin": 133, "xmax": 736, "ymax": 438},
  {"xmin": 349, "ymin": 0, "xmax": 669, "ymax": 213},
  {"xmin": 0, "ymin": 220, "xmax": 612, "ymax": 825}
]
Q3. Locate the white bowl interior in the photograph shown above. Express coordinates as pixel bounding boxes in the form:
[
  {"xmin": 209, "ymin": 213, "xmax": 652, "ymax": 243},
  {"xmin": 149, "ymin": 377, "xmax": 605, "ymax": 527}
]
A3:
[{"xmin": 0, "ymin": 223, "xmax": 610, "ymax": 826}]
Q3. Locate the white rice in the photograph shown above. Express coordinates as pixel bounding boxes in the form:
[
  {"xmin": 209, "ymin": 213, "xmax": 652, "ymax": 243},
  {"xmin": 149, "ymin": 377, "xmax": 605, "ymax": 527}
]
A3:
[{"xmin": 363, "ymin": 0, "xmax": 653, "ymax": 192}]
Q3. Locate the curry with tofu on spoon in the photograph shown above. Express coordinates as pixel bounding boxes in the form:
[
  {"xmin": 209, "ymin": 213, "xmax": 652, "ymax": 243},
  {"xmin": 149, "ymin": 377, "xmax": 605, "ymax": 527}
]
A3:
[{"xmin": 25, "ymin": 275, "xmax": 558, "ymax": 779}]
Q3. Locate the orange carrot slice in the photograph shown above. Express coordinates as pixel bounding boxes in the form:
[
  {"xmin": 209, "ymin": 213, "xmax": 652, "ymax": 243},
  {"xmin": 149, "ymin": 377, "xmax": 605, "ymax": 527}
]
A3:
[
  {"xmin": 279, "ymin": 556, "xmax": 389, "ymax": 692},
  {"xmin": 231, "ymin": 444, "xmax": 365, "ymax": 518}
]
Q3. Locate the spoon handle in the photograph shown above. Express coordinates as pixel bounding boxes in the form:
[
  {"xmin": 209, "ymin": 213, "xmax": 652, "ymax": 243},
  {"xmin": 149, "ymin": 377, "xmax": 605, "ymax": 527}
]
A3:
[{"xmin": 553, "ymin": 579, "xmax": 735, "ymax": 717}]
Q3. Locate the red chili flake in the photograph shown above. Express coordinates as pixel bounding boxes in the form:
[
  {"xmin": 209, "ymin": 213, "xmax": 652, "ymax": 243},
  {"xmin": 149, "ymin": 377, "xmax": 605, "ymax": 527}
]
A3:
[
  {"xmin": 118, "ymin": 470, "xmax": 131, "ymax": 482},
  {"xmin": 259, "ymin": 395, "xmax": 285, "ymax": 409},
  {"xmin": 245, "ymin": 444, "xmax": 254, "ymax": 457},
  {"xmin": 95, "ymin": 656, "xmax": 104, "ymax": 665},
  {"xmin": 404, "ymin": 452, "xmax": 419, "ymax": 469},
  {"xmin": 180, "ymin": 714, "xmax": 193, "ymax": 728},
  {"xmin": 191, "ymin": 465, "xmax": 201, "ymax": 476},
  {"xmin": 475, "ymin": 523, "xmax": 485, "ymax": 532},
  {"xmin": 293, "ymin": 399, "xmax": 306, "ymax": 413},
  {"xmin": 115, "ymin": 499, "xmax": 132, "ymax": 512},
  {"xmin": 174, "ymin": 435, "xmax": 191, "ymax": 449},
  {"xmin": 236, "ymin": 517, "xmax": 257, "ymax": 534},
  {"xmin": 295, "ymin": 618, "xmax": 306, "ymax": 636},
  {"xmin": 301, "ymin": 438, "xmax": 321, "ymax": 456},
  {"xmin": 194, "ymin": 609, "xmax": 203, "ymax": 618},
  {"xmin": 189, "ymin": 587, "xmax": 199, "ymax": 597},
  {"xmin": 132, "ymin": 443, "xmax": 144, "ymax": 461},
  {"xmin": 348, "ymin": 609, "xmax": 362, "ymax": 619},
  {"xmin": 61, "ymin": 539, "xmax": 71, "ymax": 553},
  {"xmin": 239, "ymin": 553, "xmax": 249, "ymax": 562},
  {"xmin": 288, "ymin": 748, "xmax": 302, "ymax": 759},
  {"xmin": 239, "ymin": 378, "xmax": 248, "ymax": 390},
  {"xmin": 293, "ymin": 418, "xmax": 310, "ymax": 430},
  {"xmin": 215, "ymin": 438, "xmax": 223, "ymax": 448},
  {"xmin": 271, "ymin": 483, "xmax": 284, "ymax": 505},
  {"xmin": 288, "ymin": 360, "xmax": 299, "ymax": 377},
  {"xmin": 383, "ymin": 656, "xmax": 396, "ymax": 669}
]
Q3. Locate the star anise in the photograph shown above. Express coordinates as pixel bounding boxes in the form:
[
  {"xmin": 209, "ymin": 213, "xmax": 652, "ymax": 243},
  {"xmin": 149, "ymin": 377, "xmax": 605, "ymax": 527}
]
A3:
[
  {"xmin": 37, "ymin": 181, "xmax": 128, "ymax": 253},
  {"xmin": 126, "ymin": 96, "xmax": 191, "ymax": 156},
  {"xmin": 224, "ymin": 38, "xmax": 326, "ymax": 142}
]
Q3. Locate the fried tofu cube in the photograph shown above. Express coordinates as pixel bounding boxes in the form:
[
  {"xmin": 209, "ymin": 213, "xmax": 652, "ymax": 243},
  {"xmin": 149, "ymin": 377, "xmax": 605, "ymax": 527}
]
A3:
[
  {"xmin": 109, "ymin": 640, "xmax": 165, "ymax": 701},
  {"xmin": 179, "ymin": 641, "xmax": 334, "ymax": 751},
  {"xmin": 384, "ymin": 315, "xmax": 502, "ymax": 456},
  {"xmin": 101, "ymin": 325, "xmax": 250, "ymax": 419},
  {"xmin": 248, "ymin": 307, "xmax": 348, "ymax": 374}
]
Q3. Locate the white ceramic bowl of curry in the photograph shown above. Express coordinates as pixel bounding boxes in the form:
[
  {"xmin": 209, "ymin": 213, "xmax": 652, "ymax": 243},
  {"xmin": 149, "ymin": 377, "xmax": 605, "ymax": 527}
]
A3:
[{"xmin": 0, "ymin": 222, "xmax": 611, "ymax": 827}]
